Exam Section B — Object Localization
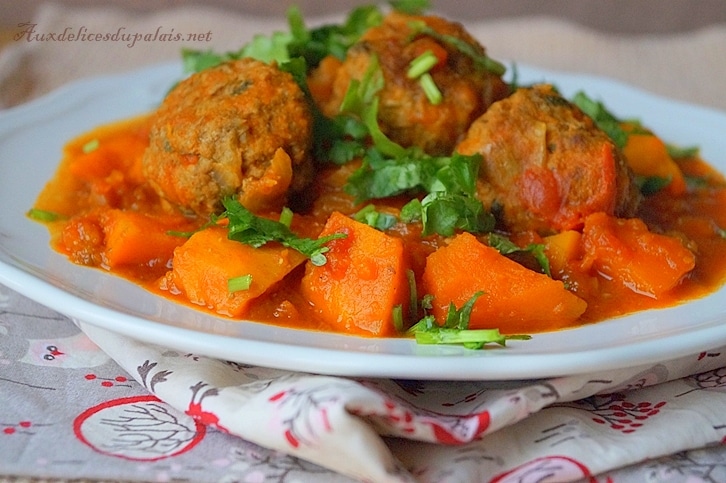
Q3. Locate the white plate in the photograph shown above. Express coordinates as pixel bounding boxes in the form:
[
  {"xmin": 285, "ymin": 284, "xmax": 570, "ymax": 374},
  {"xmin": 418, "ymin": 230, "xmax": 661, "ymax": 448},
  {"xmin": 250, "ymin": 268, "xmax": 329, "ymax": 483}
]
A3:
[{"xmin": 2, "ymin": 62, "xmax": 726, "ymax": 380}]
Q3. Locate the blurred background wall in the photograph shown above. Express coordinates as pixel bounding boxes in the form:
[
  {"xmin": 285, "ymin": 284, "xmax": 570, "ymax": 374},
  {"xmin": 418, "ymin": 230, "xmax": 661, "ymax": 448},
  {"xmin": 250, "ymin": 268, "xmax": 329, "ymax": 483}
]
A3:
[{"xmin": 2, "ymin": 0, "xmax": 726, "ymax": 33}]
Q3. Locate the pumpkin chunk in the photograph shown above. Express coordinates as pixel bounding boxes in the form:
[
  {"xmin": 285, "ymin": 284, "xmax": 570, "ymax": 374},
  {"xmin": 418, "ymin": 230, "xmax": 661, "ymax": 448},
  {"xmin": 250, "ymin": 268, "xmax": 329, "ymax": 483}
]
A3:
[{"xmin": 421, "ymin": 232, "xmax": 587, "ymax": 334}]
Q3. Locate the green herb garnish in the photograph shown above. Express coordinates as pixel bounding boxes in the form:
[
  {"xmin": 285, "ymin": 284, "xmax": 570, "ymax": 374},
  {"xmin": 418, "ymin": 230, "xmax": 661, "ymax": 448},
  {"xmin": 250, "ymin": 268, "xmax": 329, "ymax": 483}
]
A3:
[
  {"xmin": 352, "ymin": 204, "xmax": 398, "ymax": 231},
  {"xmin": 407, "ymin": 50, "xmax": 440, "ymax": 79},
  {"xmin": 333, "ymin": 56, "xmax": 493, "ymax": 237},
  {"xmin": 27, "ymin": 208, "xmax": 65, "ymax": 222},
  {"xmin": 279, "ymin": 206, "xmax": 294, "ymax": 228},
  {"xmin": 636, "ymin": 175, "xmax": 673, "ymax": 196},
  {"xmin": 570, "ymin": 91, "xmax": 629, "ymax": 149},
  {"xmin": 418, "ymin": 72, "xmax": 442, "ymax": 104},
  {"xmin": 488, "ymin": 233, "xmax": 551, "ymax": 277},
  {"xmin": 227, "ymin": 274, "xmax": 253, "ymax": 293},
  {"xmin": 666, "ymin": 143, "xmax": 700, "ymax": 160},
  {"xmin": 390, "ymin": 0, "xmax": 430, "ymax": 15},
  {"xmin": 82, "ymin": 139, "xmax": 99, "ymax": 154},
  {"xmin": 287, "ymin": 4, "xmax": 384, "ymax": 67},
  {"xmin": 418, "ymin": 191, "xmax": 494, "ymax": 236},
  {"xmin": 219, "ymin": 198, "xmax": 346, "ymax": 266},
  {"xmin": 407, "ymin": 21, "xmax": 506, "ymax": 76},
  {"xmin": 408, "ymin": 292, "xmax": 531, "ymax": 349}
]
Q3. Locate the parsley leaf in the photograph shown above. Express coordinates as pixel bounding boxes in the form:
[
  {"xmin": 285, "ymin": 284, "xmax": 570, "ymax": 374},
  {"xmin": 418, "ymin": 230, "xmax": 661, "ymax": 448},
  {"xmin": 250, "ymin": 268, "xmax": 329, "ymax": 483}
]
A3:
[{"xmin": 219, "ymin": 197, "xmax": 346, "ymax": 266}]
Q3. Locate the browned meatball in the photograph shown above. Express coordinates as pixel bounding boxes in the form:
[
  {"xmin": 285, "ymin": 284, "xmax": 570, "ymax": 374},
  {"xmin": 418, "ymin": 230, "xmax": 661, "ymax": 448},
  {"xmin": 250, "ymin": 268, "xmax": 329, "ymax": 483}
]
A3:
[
  {"xmin": 456, "ymin": 84, "xmax": 641, "ymax": 234},
  {"xmin": 143, "ymin": 58, "xmax": 314, "ymax": 216},
  {"xmin": 319, "ymin": 12, "xmax": 509, "ymax": 155}
]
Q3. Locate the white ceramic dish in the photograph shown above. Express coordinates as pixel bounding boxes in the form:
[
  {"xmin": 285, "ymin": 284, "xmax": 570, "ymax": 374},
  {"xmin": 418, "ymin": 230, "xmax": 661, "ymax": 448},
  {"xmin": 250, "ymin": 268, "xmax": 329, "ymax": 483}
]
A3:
[{"xmin": 1, "ymin": 62, "xmax": 726, "ymax": 380}]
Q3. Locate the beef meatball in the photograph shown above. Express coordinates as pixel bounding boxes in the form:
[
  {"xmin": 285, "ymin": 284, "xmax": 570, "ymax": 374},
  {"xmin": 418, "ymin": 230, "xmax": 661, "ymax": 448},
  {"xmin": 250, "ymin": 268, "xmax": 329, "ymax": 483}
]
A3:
[
  {"xmin": 319, "ymin": 11, "xmax": 509, "ymax": 155},
  {"xmin": 456, "ymin": 84, "xmax": 641, "ymax": 234},
  {"xmin": 142, "ymin": 58, "xmax": 314, "ymax": 216}
]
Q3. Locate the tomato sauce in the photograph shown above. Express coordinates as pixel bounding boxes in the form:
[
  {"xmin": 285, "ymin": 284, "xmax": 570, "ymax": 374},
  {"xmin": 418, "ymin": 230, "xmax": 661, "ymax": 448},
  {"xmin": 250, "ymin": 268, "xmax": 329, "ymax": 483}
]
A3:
[{"xmin": 32, "ymin": 113, "xmax": 726, "ymax": 334}]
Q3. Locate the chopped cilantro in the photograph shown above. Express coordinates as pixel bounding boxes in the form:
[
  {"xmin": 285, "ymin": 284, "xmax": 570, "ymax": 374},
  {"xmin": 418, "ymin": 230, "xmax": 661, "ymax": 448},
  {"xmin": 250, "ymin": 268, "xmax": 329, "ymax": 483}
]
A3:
[
  {"xmin": 279, "ymin": 206, "xmax": 294, "ymax": 228},
  {"xmin": 418, "ymin": 192, "xmax": 494, "ymax": 236},
  {"xmin": 219, "ymin": 197, "xmax": 346, "ymax": 266},
  {"xmin": 239, "ymin": 31, "xmax": 294, "ymax": 64},
  {"xmin": 227, "ymin": 274, "xmax": 253, "ymax": 293},
  {"xmin": 27, "ymin": 208, "xmax": 64, "ymax": 222},
  {"xmin": 419, "ymin": 72, "xmax": 442, "ymax": 104},
  {"xmin": 286, "ymin": 4, "xmax": 384, "ymax": 67},
  {"xmin": 390, "ymin": 0, "xmax": 430, "ymax": 15},
  {"xmin": 488, "ymin": 233, "xmax": 551, "ymax": 277},
  {"xmin": 352, "ymin": 204, "xmax": 398, "ymax": 231},
  {"xmin": 508, "ymin": 62, "xmax": 520, "ymax": 90},
  {"xmin": 346, "ymin": 150, "xmax": 481, "ymax": 202},
  {"xmin": 348, "ymin": 160, "xmax": 495, "ymax": 237},
  {"xmin": 685, "ymin": 175, "xmax": 710, "ymax": 190},
  {"xmin": 82, "ymin": 139, "xmax": 99, "ymax": 154},
  {"xmin": 407, "ymin": 50, "xmax": 439, "ymax": 79},
  {"xmin": 339, "ymin": 55, "xmax": 407, "ymax": 159},
  {"xmin": 570, "ymin": 91, "xmax": 629, "ymax": 149},
  {"xmin": 400, "ymin": 198, "xmax": 423, "ymax": 223},
  {"xmin": 407, "ymin": 21, "xmax": 506, "ymax": 76},
  {"xmin": 408, "ymin": 292, "xmax": 531, "ymax": 349},
  {"xmin": 181, "ymin": 48, "xmax": 230, "ymax": 73},
  {"xmin": 666, "ymin": 143, "xmax": 700, "ymax": 160},
  {"xmin": 392, "ymin": 304, "xmax": 405, "ymax": 333},
  {"xmin": 332, "ymin": 56, "xmax": 493, "ymax": 237},
  {"xmin": 414, "ymin": 327, "xmax": 530, "ymax": 349},
  {"xmin": 182, "ymin": 3, "xmax": 382, "ymax": 75},
  {"xmin": 346, "ymin": 153, "xmax": 424, "ymax": 200},
  {"xmin": 636, "ymin": 175, "xmax": 673, "ymax": 196},
  {"xmin": 407, "ymin": 50, "xmax": 444, "ymax": 105}
]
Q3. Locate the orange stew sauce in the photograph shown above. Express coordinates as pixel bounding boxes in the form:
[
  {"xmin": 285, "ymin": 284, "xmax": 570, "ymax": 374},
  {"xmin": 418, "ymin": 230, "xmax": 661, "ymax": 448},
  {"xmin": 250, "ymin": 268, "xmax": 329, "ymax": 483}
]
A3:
[{"xmin": 32, "ymin": 114, "xmax": 726, "ymax": 336}]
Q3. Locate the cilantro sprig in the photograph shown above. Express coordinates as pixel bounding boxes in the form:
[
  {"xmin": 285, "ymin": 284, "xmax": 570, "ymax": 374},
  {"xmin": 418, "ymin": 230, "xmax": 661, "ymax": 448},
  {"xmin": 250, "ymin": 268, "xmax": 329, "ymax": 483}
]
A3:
[
  {"xmin": 407, "ymin": 292, "xmax": 531, "ymax": 349},
  {"xmin": 219, "ymin": 197, "xmax": 345, "ymax": 266}
]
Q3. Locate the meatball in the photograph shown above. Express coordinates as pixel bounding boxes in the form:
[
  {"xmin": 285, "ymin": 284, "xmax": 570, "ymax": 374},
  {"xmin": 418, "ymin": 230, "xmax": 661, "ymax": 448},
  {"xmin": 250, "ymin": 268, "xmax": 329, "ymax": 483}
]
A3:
[
  {"xmin": 143, "ymin": 58, "xmax": 314, "ymax": 216},
  {"xmin": 456, "ymin": 84, "xmax": 641, "ymax": 234},
  {"xmin": 319, "ymin": 12, "xmax": 509, "ymax": 155}
]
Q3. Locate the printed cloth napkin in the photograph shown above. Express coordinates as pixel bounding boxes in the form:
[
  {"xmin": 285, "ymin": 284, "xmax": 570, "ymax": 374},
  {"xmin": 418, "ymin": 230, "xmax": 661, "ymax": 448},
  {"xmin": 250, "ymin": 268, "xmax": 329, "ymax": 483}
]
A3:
[
  {"xmin": 3, "ymin": 3, "xmax": 726, "ymax": 482},
  {"xmin": 3, "ymin": 284, "xmax": 726, "ymax": 482}
]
